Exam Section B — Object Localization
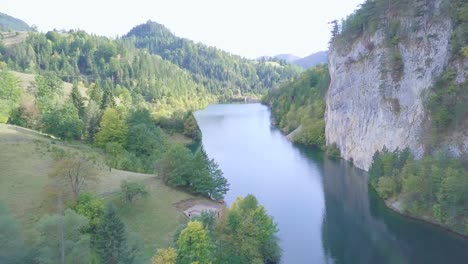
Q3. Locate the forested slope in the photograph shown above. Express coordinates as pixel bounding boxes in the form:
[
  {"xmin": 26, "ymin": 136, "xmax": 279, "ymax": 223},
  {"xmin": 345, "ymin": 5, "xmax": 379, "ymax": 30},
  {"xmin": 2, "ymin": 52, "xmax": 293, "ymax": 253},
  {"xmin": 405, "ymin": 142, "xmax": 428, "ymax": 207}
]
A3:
[
  {"xmin": 1, "ymin": 30, "xmax": 213, "ymax": 116},
  {"xmin": 0, "ymin": 12, "xmax": 31, "ymax": 32},
  {"xmin": 265, "ymin": 64, "xmax": 330, "ymax": 148},
  {"xmin": 125, "ymin": 21, "xmax": 302, "ymax": 99}
]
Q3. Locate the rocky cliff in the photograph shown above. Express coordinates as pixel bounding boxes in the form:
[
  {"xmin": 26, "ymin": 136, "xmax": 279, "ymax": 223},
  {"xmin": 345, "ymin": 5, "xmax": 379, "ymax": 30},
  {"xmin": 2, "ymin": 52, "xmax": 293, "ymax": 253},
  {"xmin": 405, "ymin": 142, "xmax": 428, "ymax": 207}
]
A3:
[{"xmin": 325, "ymin": 0, "xmax": 467, "ymax": 170}]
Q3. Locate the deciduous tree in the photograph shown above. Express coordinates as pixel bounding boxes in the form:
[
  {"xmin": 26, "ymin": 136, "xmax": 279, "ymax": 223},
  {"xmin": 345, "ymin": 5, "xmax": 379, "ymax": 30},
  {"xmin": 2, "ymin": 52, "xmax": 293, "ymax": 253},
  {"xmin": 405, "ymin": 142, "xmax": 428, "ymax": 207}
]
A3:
[
  {"xmin": 0, "ymin": 202, "xmax": 25, "ymax": 263},
  {"xmin": 94, "ymin": 108, "xmax": 128, "ymax": 148},
  {"xmin": 151, "ymin": 248, "xmax": 177, "ymax": 264},
  {"xmin": 36, "ymin": 209, "xmax": 90, "ymax": 264},
  {"xmin": 120, "ymin": 180, "xmax": 149, "ymax": 204},
  {"xmin": 48, "ymin": 154, "xmax": 99, "ymax": 200},
  {"xmin": 176, "ymin": 221, "xmax": 213, "ymax": 264}
]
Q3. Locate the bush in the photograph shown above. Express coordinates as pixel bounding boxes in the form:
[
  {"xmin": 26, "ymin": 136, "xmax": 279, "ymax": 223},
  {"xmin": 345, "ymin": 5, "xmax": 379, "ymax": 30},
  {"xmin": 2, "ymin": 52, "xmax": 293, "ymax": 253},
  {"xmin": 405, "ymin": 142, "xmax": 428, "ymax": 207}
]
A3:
[
  {"xmin": 326, "ymin": 143, "xmax": 341, "ymax": 157},
  {"xmin": 120, "ymin": 180, "xmax": 149, "ymax": 204}
]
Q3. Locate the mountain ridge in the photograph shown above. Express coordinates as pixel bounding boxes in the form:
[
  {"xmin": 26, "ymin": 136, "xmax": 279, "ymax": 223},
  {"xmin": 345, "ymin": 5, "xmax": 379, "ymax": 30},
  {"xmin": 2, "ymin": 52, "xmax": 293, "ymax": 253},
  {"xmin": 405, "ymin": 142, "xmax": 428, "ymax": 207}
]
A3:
[
  {"xmin": 268, "ymin": 51, "xmax": 328, "ymax": 69},
  {"xmin": 124, "ymin": 21, "xmax": 302, "ymax": 98},
  {"xmin": 0, "ymin": 12, "xmax": 31, "ymax": 32}
]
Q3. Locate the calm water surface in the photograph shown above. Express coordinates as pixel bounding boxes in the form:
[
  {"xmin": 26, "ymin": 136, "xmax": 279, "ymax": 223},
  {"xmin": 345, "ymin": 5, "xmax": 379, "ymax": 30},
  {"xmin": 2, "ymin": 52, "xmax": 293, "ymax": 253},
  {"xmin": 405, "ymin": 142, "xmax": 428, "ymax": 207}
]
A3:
[{"xmin": 194, "ymin": 103, "xmax": 468, "ymax": 264}]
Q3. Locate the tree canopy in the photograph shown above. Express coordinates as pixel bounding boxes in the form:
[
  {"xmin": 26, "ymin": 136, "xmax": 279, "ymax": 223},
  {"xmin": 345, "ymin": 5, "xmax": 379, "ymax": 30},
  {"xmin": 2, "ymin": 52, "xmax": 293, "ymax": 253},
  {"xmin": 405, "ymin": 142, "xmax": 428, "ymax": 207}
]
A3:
[{"xmin": 265, "ymin": 64, "xmax": 330, "ymax": 148}]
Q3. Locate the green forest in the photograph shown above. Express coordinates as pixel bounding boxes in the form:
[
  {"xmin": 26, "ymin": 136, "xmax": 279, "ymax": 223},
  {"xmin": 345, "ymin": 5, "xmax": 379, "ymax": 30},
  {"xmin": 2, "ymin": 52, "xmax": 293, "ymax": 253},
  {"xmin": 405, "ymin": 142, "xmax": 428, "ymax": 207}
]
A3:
[
  {"xmin": 369, "ymin": 148, "xmax": 468, "ymax": 234},
  {"xmin": 125, "ymin": 21, "xmax": 302, "ymax": 100},
  {"xmin": 264, "ymin": 64, "xmax": 330, "ymax": 149}
]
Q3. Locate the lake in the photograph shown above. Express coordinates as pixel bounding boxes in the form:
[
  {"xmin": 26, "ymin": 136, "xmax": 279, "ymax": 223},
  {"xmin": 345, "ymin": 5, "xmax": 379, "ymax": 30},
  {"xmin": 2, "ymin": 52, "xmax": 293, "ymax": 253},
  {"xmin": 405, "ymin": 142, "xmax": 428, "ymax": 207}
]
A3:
[{"xmin": 195, "ymin": 103, "xmax": 468, "ymax": 264}]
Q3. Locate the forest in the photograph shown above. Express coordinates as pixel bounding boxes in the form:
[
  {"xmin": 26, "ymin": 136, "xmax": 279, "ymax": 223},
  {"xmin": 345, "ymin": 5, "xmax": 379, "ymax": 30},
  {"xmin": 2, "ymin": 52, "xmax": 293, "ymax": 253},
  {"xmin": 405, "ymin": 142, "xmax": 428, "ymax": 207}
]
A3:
[
  {"xmin": 264, "ymin": 64, "xmax": 330, "ymax": 149},
  {"xmin": 125, "ymin": 21, "xmax": 302, "ymax": 100},
  {"xmin": 369, "ymin": 148, "xmax": 468, "ymax": 235}
]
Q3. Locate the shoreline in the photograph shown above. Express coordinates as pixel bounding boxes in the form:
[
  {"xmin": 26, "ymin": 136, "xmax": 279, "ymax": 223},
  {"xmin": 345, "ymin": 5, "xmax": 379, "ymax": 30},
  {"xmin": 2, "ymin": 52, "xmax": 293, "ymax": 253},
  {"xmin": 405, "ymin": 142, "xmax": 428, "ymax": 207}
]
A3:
[
  {"xmin": 265, "ymin": 103, "xmax": 468, "ymax": 240},
  {"xmin": 382, "ymin": 194, "xmax": 468, "ymax": 240}
]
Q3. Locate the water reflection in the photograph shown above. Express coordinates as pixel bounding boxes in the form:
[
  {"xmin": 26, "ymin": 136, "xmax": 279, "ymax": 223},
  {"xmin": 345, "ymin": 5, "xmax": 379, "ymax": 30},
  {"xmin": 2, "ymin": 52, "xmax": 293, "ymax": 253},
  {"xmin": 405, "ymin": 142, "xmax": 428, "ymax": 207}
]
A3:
[
  {"xmin": 196, "ymin": 104, "xmax": 468, "ymax": 264},
  {"xmin": 316, "ymin": 152, "xmax": 468, "ymax": 264}
]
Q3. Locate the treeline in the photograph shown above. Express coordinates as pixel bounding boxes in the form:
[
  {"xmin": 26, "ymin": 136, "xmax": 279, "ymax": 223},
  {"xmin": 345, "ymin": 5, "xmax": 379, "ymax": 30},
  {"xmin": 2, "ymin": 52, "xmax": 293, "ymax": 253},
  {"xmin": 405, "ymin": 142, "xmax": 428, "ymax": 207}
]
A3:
[
  {"xmin": 154, "ymin": 195, "xmax": 281, "ymax": 264},
  {"xmin": 369, "ymin": 148, "xmax": 468, "ymax": 234},
  {"xmin": 1, "ymin": 30, "xmax": 212, "ymax": 115},
  {"xmin": 125, "ymin": 21, "xmax": 302, "ymax": 99},
  {"xmin": 330, "ymin": 0, "xmax": 466, "ymax": 45},
  {"xmin": 264, "ymin": 64, "xmax": 330, "ymax": 148}
]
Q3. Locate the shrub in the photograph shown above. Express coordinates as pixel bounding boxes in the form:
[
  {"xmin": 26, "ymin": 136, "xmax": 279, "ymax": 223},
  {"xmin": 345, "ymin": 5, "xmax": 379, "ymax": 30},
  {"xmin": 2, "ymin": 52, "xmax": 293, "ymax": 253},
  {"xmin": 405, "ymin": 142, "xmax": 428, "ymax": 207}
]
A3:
[{"xmin": 326, "ymin": 143, "xmax": 341, "ymax": 158}]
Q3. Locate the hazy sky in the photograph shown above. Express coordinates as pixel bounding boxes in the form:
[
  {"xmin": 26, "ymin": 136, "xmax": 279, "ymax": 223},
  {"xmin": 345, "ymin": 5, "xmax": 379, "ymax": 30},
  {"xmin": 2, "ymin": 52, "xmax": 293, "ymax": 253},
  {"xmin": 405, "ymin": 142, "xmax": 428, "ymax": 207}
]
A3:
[{"xmin": 1, "ymin": 0, "xmax": 364, "ymax": 58}]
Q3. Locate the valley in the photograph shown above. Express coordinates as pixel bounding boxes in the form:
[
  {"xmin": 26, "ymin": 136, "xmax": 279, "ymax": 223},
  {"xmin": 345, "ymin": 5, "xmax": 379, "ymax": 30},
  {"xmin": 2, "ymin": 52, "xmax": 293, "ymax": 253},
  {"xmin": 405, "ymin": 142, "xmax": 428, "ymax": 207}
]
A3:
[{"xmin": 0, "ymin": 0, "xmax": 467, "ymax": 263}]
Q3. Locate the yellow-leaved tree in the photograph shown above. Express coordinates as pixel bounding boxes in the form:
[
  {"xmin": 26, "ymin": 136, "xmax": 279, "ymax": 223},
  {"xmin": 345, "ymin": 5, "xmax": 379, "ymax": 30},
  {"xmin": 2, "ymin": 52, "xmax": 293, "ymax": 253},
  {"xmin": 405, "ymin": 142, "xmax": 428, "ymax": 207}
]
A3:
[
  {"xmin": 94, "ymin": 108, "xmax": 128, "ymax": 148},
  {"xmin": 151, "ymin": 247, "xmax": 177, "ymax": 264}
]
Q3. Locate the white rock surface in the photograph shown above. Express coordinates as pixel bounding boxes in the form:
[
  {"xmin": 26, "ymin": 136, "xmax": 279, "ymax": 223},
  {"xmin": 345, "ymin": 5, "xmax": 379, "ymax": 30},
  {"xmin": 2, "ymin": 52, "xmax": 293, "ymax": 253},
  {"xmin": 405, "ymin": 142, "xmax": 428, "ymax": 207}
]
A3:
[{"xmin": 325, "ymin": 0, "xmax": 465, "ymax": 170}]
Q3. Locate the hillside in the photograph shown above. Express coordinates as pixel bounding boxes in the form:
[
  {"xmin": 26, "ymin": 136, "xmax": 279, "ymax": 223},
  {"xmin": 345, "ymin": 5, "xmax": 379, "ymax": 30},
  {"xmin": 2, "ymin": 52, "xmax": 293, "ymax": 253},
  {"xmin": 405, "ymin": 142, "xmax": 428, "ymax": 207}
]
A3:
[
  {"xmin": 1, "ymin": 30, "xmax": 213, "ymax": 116},
  {"xmin": 274, "ymin": 54, "xmax": 301, "ymax": 63},
  {"xmin": 0, "ymin": 123, "xmax": 215, "ymax": 251},
  {"xmin": 0, "ymin": 31, "xmax": 28, "ymax": 47},
  {"xmin": 293, "ymin": 51, "xmax": 328, "ymax": 68},
  {"xmin": 271, "ymin": 51, "xmax": 328, "ymax": 68},
  {"xmin": 124, "ymin": 21, "xmax": 302, "ymax": 98},
  {"xmin": 0, "ymin": 12, "xmax": 31, "ymax": 32},
  {"xmin": 11, "ymin": 71, "xmax": 88, "ymax": 98},
  {"xmin": 265, "ymin": 65, "xmax": 330, "ymax": 147}
]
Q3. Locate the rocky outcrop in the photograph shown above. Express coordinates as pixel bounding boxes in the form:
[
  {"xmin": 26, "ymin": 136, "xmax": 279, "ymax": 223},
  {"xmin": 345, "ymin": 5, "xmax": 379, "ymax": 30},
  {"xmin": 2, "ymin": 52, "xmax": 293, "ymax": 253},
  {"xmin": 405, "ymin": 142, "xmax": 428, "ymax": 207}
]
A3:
[{"xmin": 325, "ymin": 0, "xmax": 466, "ymax": 170}]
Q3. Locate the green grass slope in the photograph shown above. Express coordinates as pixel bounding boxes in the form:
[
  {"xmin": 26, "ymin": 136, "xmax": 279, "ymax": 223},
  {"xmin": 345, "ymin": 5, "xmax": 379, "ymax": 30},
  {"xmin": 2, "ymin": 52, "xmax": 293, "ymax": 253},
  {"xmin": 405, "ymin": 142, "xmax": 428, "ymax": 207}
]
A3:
[{"xmin": 0, "ymin": 124, "xmax": 212, "ymax": 251}]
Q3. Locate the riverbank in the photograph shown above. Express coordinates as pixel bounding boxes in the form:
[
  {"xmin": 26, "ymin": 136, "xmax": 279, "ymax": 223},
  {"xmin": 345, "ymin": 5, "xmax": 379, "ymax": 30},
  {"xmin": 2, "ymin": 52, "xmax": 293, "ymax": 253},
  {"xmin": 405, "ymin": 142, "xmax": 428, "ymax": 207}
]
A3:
[
  {"xmin": 196, "ymin": 103, "xmax": 468, "ymax": 263},
  {"xmin": 384, "ymin": 196, "xmax": 468, "ymax": 239}
]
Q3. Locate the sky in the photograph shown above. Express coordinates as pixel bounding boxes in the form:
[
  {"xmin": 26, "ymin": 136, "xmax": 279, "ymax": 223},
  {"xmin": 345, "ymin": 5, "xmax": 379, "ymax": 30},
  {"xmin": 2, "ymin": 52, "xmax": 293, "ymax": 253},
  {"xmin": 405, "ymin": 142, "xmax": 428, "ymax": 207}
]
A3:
[{"xmin": 1, "ymin": 0, "xmax": 365, "ymax": 58}]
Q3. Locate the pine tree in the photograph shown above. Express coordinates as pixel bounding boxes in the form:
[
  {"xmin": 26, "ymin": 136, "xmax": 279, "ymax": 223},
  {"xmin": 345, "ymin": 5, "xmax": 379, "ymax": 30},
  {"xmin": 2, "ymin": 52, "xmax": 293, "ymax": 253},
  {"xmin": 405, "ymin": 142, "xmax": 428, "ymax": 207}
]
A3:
[
  {"xmin": 95, "ymin": 204, "xmax": 127, "ymax": 264},
  {"xmin": 101, "ymin": 85, "xmax": 115, "ymax": 110},
  {"xmin": 70, "ymin": 83, "xmax": 85, "ymax": 119}
]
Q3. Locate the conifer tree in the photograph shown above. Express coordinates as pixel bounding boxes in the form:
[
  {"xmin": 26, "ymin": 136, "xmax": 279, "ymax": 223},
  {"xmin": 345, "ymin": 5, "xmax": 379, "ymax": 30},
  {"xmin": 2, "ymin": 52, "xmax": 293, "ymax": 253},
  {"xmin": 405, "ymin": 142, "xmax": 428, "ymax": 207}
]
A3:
[
  {"xmin": 95, "ymin": 204, "xmax": 127, "ymax": 264},
  {"xmin": 70, "ymin": 83, "xmax": 85, "ymax": 119}
]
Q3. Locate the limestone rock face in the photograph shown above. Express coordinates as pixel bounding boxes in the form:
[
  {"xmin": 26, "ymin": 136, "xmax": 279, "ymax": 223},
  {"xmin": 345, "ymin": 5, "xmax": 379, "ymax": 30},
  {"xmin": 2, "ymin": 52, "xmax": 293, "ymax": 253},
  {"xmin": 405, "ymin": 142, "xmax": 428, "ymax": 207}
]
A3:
[{"xmin": 325, "ymin": 0, "xmax": 466, "ymax": 170}]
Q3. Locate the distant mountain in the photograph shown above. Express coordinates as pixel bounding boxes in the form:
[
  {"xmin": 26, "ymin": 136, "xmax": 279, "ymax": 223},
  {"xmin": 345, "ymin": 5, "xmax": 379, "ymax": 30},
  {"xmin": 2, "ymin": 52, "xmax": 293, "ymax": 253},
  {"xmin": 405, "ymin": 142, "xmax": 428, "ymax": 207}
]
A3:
[
  {"xmin": 0, "ymin": 12, "xmax": 31, "ymax": 32},
  {"xmin": 269, "ymin": 51, "xmax": 328, "ymax": 69},
  {"xmin": 275, "ymin": 54, "xmax": 301, "ymax": 63},
  {"xmin": 293, "ymin": 51, "xmax": 328, "ymax": 69},
  {"xmin": 124, "ymin": 21, "xmax": 301, "ymax": 97}
]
